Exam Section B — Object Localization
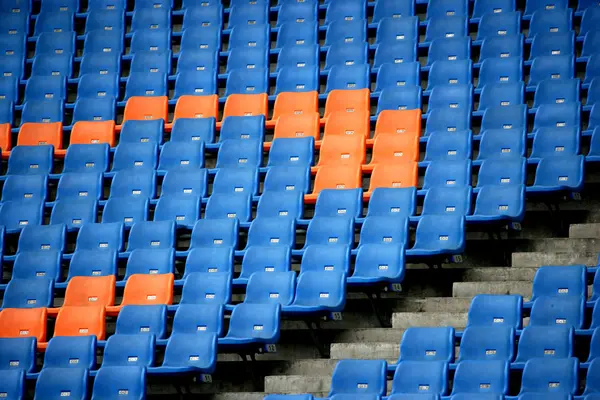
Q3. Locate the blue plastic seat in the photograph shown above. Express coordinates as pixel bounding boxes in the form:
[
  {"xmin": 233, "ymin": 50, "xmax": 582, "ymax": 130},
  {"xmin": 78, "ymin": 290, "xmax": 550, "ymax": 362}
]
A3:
[
  {"xmin": 268, "ymin": 138, "xmax": 314, "ymax": 167},
  {"xmin": 520, "ymin": 358, "xmax": 578, "ymax": 395},
  {"xmin": 478, "ymin": 57, "xmax": 522, "ymax": 89},
  {"xmin": 0, "ymin": 76, "xmax": 18, "ymax": 103},
  {"xmin": 585, "ymin": 358, "xmax": 600, "ymax": 395},
  {"xmin": 0, "ymin": 337, "xmax": 36, "ymax": 371},
  {"xmin": 0, "ymin": 33, "xmax": 26, "ymax": 60},
  {"xmin": 1, "ymin": 0, "xmax": 31, "ymax": 13},
  {"xmin": 126, "ymin": 221, "xmax": 175, "ymax": 251},
  {"xmin": 17, "ymin": 224, "xmax": 65, "ymax": 254},
  {"xmin": 263, "ymin": 166, "xmax": 310, "ymax": 194},
  {"xmin": 275, "ymin": 66, "xmax": 319, "ymax": 93},
  {"xmin": 532, "ymin": 155, "xmax": 585, "ymax": 192},
  {"xmin": 120, "ymin": 120, "xmax": 164, "ymax": 145},
  {"xmin": 477, "ymin": 129, "xmax": 526, "ymax": 160},
  {"xmin": 529, "ymin": 9, "xmax": 573, "ymax": 36},
  {"xmin": 358, "ymin": 215, "xmax": 409, "ymax": 247},
  {"xmin": 182, "ymin": 5, "xmax": 223, "ymax": 30},
  {"xmin": 409, "ymin": 215, "xmax": 466, "ymax": 256},
  {"xmin": 427, "ymin": 60, "xmax": 472, "ymax": 91},
  {"xmin": 161, "ymin": 169, "xmax": 208, "ymax": 198},
  {"xmin": 481, "ymin": 104, "xmax": 527, "ymax": 131},
  {"xmin": 276, "ymin": 22, "xmax": 318, "ymax": 48},
  {"xmin": 276, "ymin": 44, "xmax": 319, "ymax": 71},
  {"xmin": 0, "ymin": 201, "xmax": 45, "ymax": 233},
  {"xmin": 351, "ymin": 240, "xmax": 405, "ymax": 284},
  {"xmin": 376, "ymin": 16, "xmax": 419, "ymax": 45},
  {"xmin": 244, "ymin": 271, "xmax": 296, "ymax": 306},
  {"xmin": 515, "ymin": 325, "xmax": 573, "ymax": 363},
  {"xmin": 75, "ymin": 222, "xmax": 123, "ymax": 252},
  {"xmin": 102, "ymin": 334, "xmax": 154, "ymax": 368},
  {"xmin": 533, "ymin": 79, "xmax": 580, "ymax": 108},
  {"xmin": 256, "ymin": 191, "xmax": 304, "ymax": 220},
  {"xmin": 220, "ymin": 303, "xmax": 281, "ymax": 345},
  {"xmin": 34, "ymin": 11, "xmax": 74, "ymax": 36},
  {"xmin": 423, "ymin": 160, "xmax": 471, "ymax": 189},
  {"xmin": 2, "ymin": 277, "xmax": 53, "ymax": 308},
  {"xmin": 177, "ymin": 49, "xmax": 218, "ymax": 75},
  {"xmin": 130, "ymin": 29, "xmax": 170, "ymax": 54},
  {"xmin": 0, "ymin": 369, "xmax": 24, "ymax": 399},
  {"xmin": 40, "ymin": 0, "xmax": 78, "ymax": 12},
  {"xmin": 184, "ymin": 248, "xmax": 234, "ymax": 277},
  {"xmin": 478, "ymin": 82, "xmax": 524, "ymax": 111},
  {"xmin": 425, "ymin": 16, "xmax": 468, "ymax": 42},
  {"xmin": 458, "ymin": 326, "xmax": 515, "ymax": 361},
  {"xmin": 125, "ymin": 71, "xmax": 167, "ymax": 99},
  {"xmin": 115, "ymin": 304, "xmax": 167, "ymax": 338},
  {"xmin": 530, "ymin": 127, "xmax": 580, "ymax": 158},
  {"xmin": 325, "ymin": 43, "xmax": 368, "ymax": 71},
  {"xmin": 31, "ymin": 53, "xmax": 73, "ymax": 78},
  {"xmin": 50, "ymin": 198, "xmax": 97, "ymax": 230},
  {"xmin": 584, "ymin": 29, "xmax": 600, "ymax": 57},
  {"xmin": 85, "ymin": 9, "xmax": 125, "ymax": 32},
  {"xmin": 159, "ymin": 142, "xmax": 205, "ymax": 173},
  {"xmin": 220, "ymin": 115, "xmax": 265, "ymax": 142},
  {"xmin": 21, "ymin": 99, "xmax": 64, "ymax": 124},
  {"xmin": 476, "ymin": 11, "xmax": 521, "ymax": 40},
  {"xmin": 56, "ymin": 172, "xmax": 103, "ymax": 201},
  {"xmin": 83, "ymin": 30, "xmax": 124, "ymax": 55},
  {"xmin": 477, "ymin": 158, "xmax": 527, "ymax": 188},
  {"xmin": 7, "ymin": 145, "xmax": 53, "ymax": 176},
  {"xmin": 229, "ymin": 24, "xmax": 270, "ymax": 50},
  {"xmin": 238, "ymin": 246, "xmax": 291, "ymax": 283},
  {"xmin": 452, "ymin": 360, "xmax": 509, "ymax": 395},
  {"xmin": 534, "ymin": 103, "xmax": 581, "ymax": 130},
  {"xmin": 212, "ymin": 167, "xmax": 259, "ymax": 195},
  {"xmin": 314, "ymin": 189, "xmax": 363, "ymax": 219},
  {"xmin": 131, "ymin": 7, "xmax": 170, "ymax": 31},
  {"xmin": 391, "ymin": 361, "xmax": 448, "ymax": 396},
  {"xmin": 190, "ymin": 218, "xmax": 238, "ymax": 249},
  {"xmin": 247, "ymin": 217, "xmax": 296, "ymax": 247},
  {"xmin": 102, "ymin": 196, "xmax": 149, "ymax": 226},
  {"xmin": 428, "ymin": 37, "xmax": 470, "ymax": 65},
  {"xmin": 373, "ymin": 42, "xmax": 417, "ymax": 68},
  {"xmin": 180, "ymin": 26, "xmax": 221, "ymax": 53},
  {"xmin": 227, "ymin": 47, "xmax": 269, "ymax": 73},
  {"xmin": 479, "ymin": 34, "xmax": 524, "ymax": 61},
  {"xmin": 428, "ymin": 84, "xmax": 473, "ymax": 112},
  {"xmin": 160, "ymin": 306, "xmax": 219, "ymax": 373},
  {"xmin": 529, "ymin": 55, "xmax": 574, "ymax": 87},
  {"xmin": 325, "ymin": 1, "xmax": 366, "ymax": 23},
  {"xmin": 468, "ymin": 294, "xmax": 523, "ymax": 328},
  {"xmin": 524, "ymin": 0, "xmax": 568, "ymax": 16},
  {"xmin": 174, "ymin": 70, "xmax": 217, "ymax": 97},
  {"xmin": 582, "ymin": 8, "xmax": 600, "ymax": 37},
  {"xmin": 0, "ymin": 54, "xmax": 25, "ymax": 80},
  {"xmin": 205, "ymin": 193, "xmax": 252, "ymax": 222},
  {"xmin": 0, "ymin": 11, "xmax": 28, "ymax": 37},
  {"xmin": 329, "ymin": 360, "xmax": 387, "ymax": 396},
  {"xmin": 529, "ymin": 32, "xmax": 575, "ymax": 60},
  {"xmin": 36, "ymin": 31, "xmax": 76, "ymax": 56},
  {"xmin": 63, "ymin": 144, "xmax": 109, "ymax": 174},
  {"xmin": 2, "ymin": 175, "xmax": 48, "ymax": 203},
  {"xmin": 35, "ymin": 368, "xmax": 88, "ymax": 400},
  {"xmin": 229, "ymin": 3, "xmax": 269, "ymax": 27},
  {"xmin": 300, "ymin": 245, "xmax": 350, "ymax": 275},
  {"xmin": 426, "ymin": 0, "xmax": 468, "ymax": 19},
  {"xmin": 277, "ymin": 1, "xmax": 318, "ymax": 26},
  {"xmin": 366, "ymin": 188, "xmax": 416, "ymax": 218},
  {"xmin": 421, "ymin": 186, "xmax": 472, "ymax": 216},
  {"xmin": 426, "ymin": 108, "xmax": 470, "ymax": 135},
  {"xmin": 125, "ymin": 249, "xmax": 174, "ymax": 279},
  {"xmin": 154, "ymin": 195, "xmax": 200, "ymax": 228},
  {"xmin": 158, "ymin": 142, "xmax": 205, "ymax": 172},
  {"xmin": 91, "ymin": 366, "xmax": 146, "ymax": 400},
  {"xmin": 44, "ymin": 336, "xmax": 96, "ymax": 369},
  {"xmin": 530, "ymin": 296, "xmax": 585, "ymax": 328},
  {"xmin": 130, "ymin": 51, "xmax": 172, "ymax": 76},
  {"xmin": 0, "ymin": 98, "xmax": 12, "ymax": 125},
  {"xmin": 324, "ymin": 20, "xmax": 367, "ymax": 46},
  {"xmin": 67, "ymin": 249, "xmax": 118, "ymax": 279},
  {"xmin": 170, "ymin": 118, "xmax": 215, "ymax": 143},
  {"xmin": 76, "ymin": 74, "xmax": 119, "ymax": 101},
  {"xmin": 373, "ymin": 0, "xmax": 414, "ymax": 22},
  {"xmin": 112, "ymin": 143, "xmax": 158, "ymax": 171},
  {"xmin": 399, "ymin": 327, "xmax": 455, "ymax": 362},
  {"xmin": 375, "ymin": 86, "xmax": 421, "ymax": 113},
  {"xmin": 375, "ymin": 62, "xmax": 420, "ymax": 92},
  {"xmin": 303, "ymin": 217, "xmax": 354, "ymax": 248},
  {"xmin": 225, "ymin": 68, "xmax": 269, "ymax": 96},
  {"xmin": 80, "ymin": 53, "xmax": 120, "ymax": 77},
  {"xmin": 109, "ymin": 169, "xmax": 156, "ymax": 199},
  {"xmin": 326, "ymin": 64, "xmax": 370, "ymax": 93}
]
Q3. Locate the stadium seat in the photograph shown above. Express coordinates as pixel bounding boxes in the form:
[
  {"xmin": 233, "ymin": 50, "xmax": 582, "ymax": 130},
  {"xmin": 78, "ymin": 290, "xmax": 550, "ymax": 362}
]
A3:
[
  {"xmin": 531, "ymin": 265, "xmax": 587, "ymax": 300},
  {"xmin": 13, "ymin": 251, "xmax": 62, "ymax": 281},
  {"xmin": 124, "ymin": 249, "xmax": 174, "ymax": 279},
  {"xmin": 584, "ymin": 358, "xmax": 600, "ymax": 395},
  {"xmin": 110, "ymin": 169, "xmax": 156, "ymax": 199},
  {"xmin": 91, "ymin": 366, "xmax": 146, "ymax": 400},
  {"xmin": 102, "ymin": 334, "xmax": 155, "ymax": 368},
  {"xmin": 477, "ymin": 158, "xmax": 527, "ymax": 186},
  {"xmin": 50, "ymin": 198, "xmax": 98, "ymax": 230},
  {"xmin": 530, "ymin": 128, "xmax": 580, "ymax": 159},
  {"xmin": 204, "ymin": 192, "xmax": 252, "ymax": 222},
  {"xmin": 190, "ymin": 218, "xmax": 238, "ymax": 249},
  {"xmin": 115, "ymin": 305, "xmax": 167, "ymax": 338},
  {"xmin": 452, "ymin": 360, "xmax": 509, "ymax": 395},
  {"xmin": 519, "ymin": 358, "xmax": 578, "ymax": 395},
  {"xmin": 476, "ymin": 11, "xmax": 521, "ymax": 40},
  {"xmin": 391, "ymin": 360, "xmax": 448, "ymax": 396},
  {"xmin": 375, "ymin": 84, "xmax": 421, "ymax": 111},
  {"xmin": 35, "ymin": 368, "xmax": 88, "ymax": 400},
  {"xmin": 427, "ymin": 37, "xmax": 471, "ymax": 65},
  {"xmin": 275, "ymin": 22, "xmax": 318, "ymax": 48},
  {"xmin": 424, "ymin": 131, "xmax": 472, "ymax": 161},
  {"xmin": 399, "ymin": 327, "xmax": 455, "ymax": 362},
  {"xmin": 63, "ymin": 144, "xmax": 110, "ymax": 174},
  {"xmin": 44, "ymin": 335, "xmax": 96, "ymax": 369},
  {"xmin": 70, "ymin": 121, "xmax": 115, "ymax": 147},
  {"xmin": 529, "ymin": 55, "xmax": 574, "ymax": 87},
  {"xmin": 238, "ymin": 246, "xmax": 291, "ymax": 283},
  {"xmin": 170, "ymin": 118, "xmax": 216, "ymax": 143},
  {"xmin": 529, "ymin": 32, "xmax": 575, "ymax": 60},
  {"xmin": 111, "ymin": 143, "xmax": 158, "ymax": 171},
  {"xmin": 374, "ymin": 110, "xmax": 421, "ymax": 137},
  {"xmin": 215, "ymin": 139, "xmax": 261, "ymax": 167},
  {"xmin": 122, "ymin": 93, "xmax": 168, "ymax": 121},
  {"xmin": 373, "ymin": 42, "xmax": 417, "ymax": 68},
  {"xmin": 479, "ymin": 34, "xmax": 524, "ymax": 61},
  {"xmin": 370, "ymin": 133, "xmax": 420, "ymax": 165},
  {"xmin": 530, "ymin": 296, "xmax": 585, "ymax": 328},
  {"xmin": 373, "ymin": 0, "xmax": 414, "ymax": 22},
  {"xmin": 425, "ymin": 16, "xmax": 468, "ymax": 43},
  {"xmin": 423, "ymin": 160, "xmax": 471, "ymax": 189},
  {"xmin": 2, "ymin": 174, "xmax": 48, "ymax": 203},
  {"xmin": 161, "ymin": 169, "xmax": 208, "ymax": 198},
  {"xmin": 256, "ymin": 191, "xmax": 304, "ymax": 219},
  {"xmin": 481, "ymin": 104, "xmax": 527, "ymax": 131},
  {"xmin": 326, "ymin": 65, "xmax": 371, "ymax": 93},
  {"xmin": 102, "ymin": 196, "xmax": 149, "ymax": 226},
  {"xmin": 67, "ymin": 250, "xmax": 118, "ymax": 280},
  {"xmin": 529, "ymin": 8, "xmax": 573, "ymax": 36},
  {"xmin": 471, "ymin": 184, "xmax": 526, "ymax": 222},
  {"xmin": 247, "ymin": 217, "xmax": 296, "ymax": 247},
  {"xmin": 532, "ymin": 155, "xmax": 585, "ymax": 192},
  {"xmin": 458, "ymin": 326, "xmax": 515, "ymax": 361},
  {"xmin": 245, "ymin": 272, "xmax": 296, "ymax": 306},
  {"xmin": 427, "ymin": 60, "xmax": 472, "ymax": 90},
  {"xmin": 409, "ymin": 214, "xmax": 466, "ymax": 256},
  {"xmin": 514, "ymin": 325, "xmax": 574, "ymax": 362},
  {"xmin": 0, "ymin": 369, "xmax": 25, "ymax": 400},
  {"xmin": 220, "ymin": 303, "xmax": 281, "ymax": 345},
  {"xmin": 329, "ymin": 360, "xmax": 387, "ymax": 396},
  {"xmin": 21, "ymin": 99, "xmax": 64, "ymax": 124},
  {"xmin": 184, "ymin": 248, "xmax": 234, "ymax": 277},
  {"xmin": 479, "ymin": 82, "xmax": 525, "ymax": 111},
  {"xmin": 421, "ymin": 186, "xmax": 472, "ymax": 216},
  {"xmin": 467, "ymin": 294, "xmax": 523, "ymax": 328},
  {"xmin": 478, "ymin": 57, "xmax": 522, "ymax": 88},
  {"xmin": 180, "ymin": 272, "xmax": 231, "ymax": 305},
  {"xmin": 325, "ymin": 42, "xmax": 368, "ymax": 71},
  {"xmin": 0, "ymin": 201, "xmax": 45, "ymax": 233}
]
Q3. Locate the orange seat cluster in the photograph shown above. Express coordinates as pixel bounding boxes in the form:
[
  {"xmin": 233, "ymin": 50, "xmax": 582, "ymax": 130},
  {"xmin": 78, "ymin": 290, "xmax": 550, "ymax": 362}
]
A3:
[{"xmin": 0, "ymin": 273, "xmax": 174, "ymax": 349}]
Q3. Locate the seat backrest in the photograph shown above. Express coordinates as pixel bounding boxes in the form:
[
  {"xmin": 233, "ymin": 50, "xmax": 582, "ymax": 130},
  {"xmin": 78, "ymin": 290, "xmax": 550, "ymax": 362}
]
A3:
[
  {"xmin": 515, "ymin": 325, "xmax": 573, "ymax": 363},
  {"xmin": 467, "ymin": 294, "xmax": 523, "ymax": 329},
  {"xmin": 520, "ymin": 358, "xmax": 579, "ymax": 394},
  {"xmin": 400, "ymin": 327, "xmax": 455, "ymax": 362},
  {"xmin": 452, "ymin": 360, "xmax": 509, "ymax": 395},
  {"xmin": 44, "ymin": 336, "xmax": 96, "ymax": 369},
  {"xmin": 120, "ymin": 274, "xmax": 175, "ymax": 307},
  {"xmin": 54, "ymin": 305, "xmax": 106, "ymax": 340},
  {"xmin": 115, "ymin": 305, "xmax": 168, "ymax": 338},
  {"xmin": 330, "ymin": 360, "xmax": 387, "ymax": 396}
]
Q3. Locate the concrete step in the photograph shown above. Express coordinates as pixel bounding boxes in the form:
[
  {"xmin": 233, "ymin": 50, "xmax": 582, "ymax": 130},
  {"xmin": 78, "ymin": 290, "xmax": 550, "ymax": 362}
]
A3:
[
  {"xmin": 261, "ymin": 359, "xmax": 338, "ymax": 376},
  {"xmin": 462, "ymin": 267, "xmax": 537, "ymax": 282},
  {"xmin": 514, "ymin": 238, "xmax": 600, "ymax": 253},
  {"xmin": 452, "ymin": 282, "xmax": 531, "ymax": 299},
  {"xmin": 569, "ymin": 223, "xmax": 600, "ymax": 239},
  {"xmin": 392, "ymin": 311, "xmax": 468, "ymax": 329},
  {"xmin": 511, "ymin": 252, "xmax": 597, "ymax": 267},
  {"xmin": 264, "ymin": 375, "xmax": 330, "ymax": 395},
  {"xmin": 330, "ymin": 342, "xmax": 398, "ymax": 362},
  {"xmin": 330, "ymin": 328, "xmax": 406, "ymax": 343}
]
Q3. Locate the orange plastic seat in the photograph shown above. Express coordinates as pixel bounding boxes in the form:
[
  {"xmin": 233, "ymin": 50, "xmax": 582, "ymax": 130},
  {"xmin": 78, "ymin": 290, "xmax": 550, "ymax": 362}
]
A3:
[
  {"xmin": 54, "ymin": 306, "xmax": 106, "ymax": 340},
  {"xmin": 70, "ymin": 121, "xmax": 116, "ymax": 147},
  {"xmin": 373, "ymin": 110, "xmax": 422, "ymax": 140},
  {"xmin": 222, "ymin": 93, "xmax": 268, "ymax": 119},
  {"xmin": 122, "ymin": 96, "xmax": 169, "ymax": 123},
  {"xmin": 62, "ymin": 276, "xmax": 116, "ymax": 308},
  {"xmin": 0, "ymin": 123, "xmax": 12, "ymax": 156},
  {"xmin": 106, "ymin": 274, "xmax": 174, "ymax": 314},
  {"xmin": 323, "ymin": 110, "xmax": 370, "ymax": 138},
  {"xmin": 173, "ymin": 94, "xmax": 219, "ymax": 120},
  {"xmin": 366, "ymin": 134, "xmax": 420, "ymax": 170},
  {"xmin": 306, "ymin": 164, "xmax": 363, "ymax": 203},
  {"xmin": 273, "ymin": 112, "xmax": 321, "ymax": 140},
  {"xmin": 271, "ymin": 91, "xmax": 319, "ymax": 121},
  {"xmin": 17, "ymin": 122, "xmax": 63, "ymax": 148},
  {"xmin": 0, "ymin": 308, "xmax": 47, "ymax": 343},
  {"xmin": 367, "ymin": 163, "xmax": 419, "ymax": 195},
  {"xmin": 324, "ymin": 89, "xmax": 370, "ymax": 118},
  {"xmin": 317, "ymin": 134, "xmax": 366, "ymax": 167}
]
